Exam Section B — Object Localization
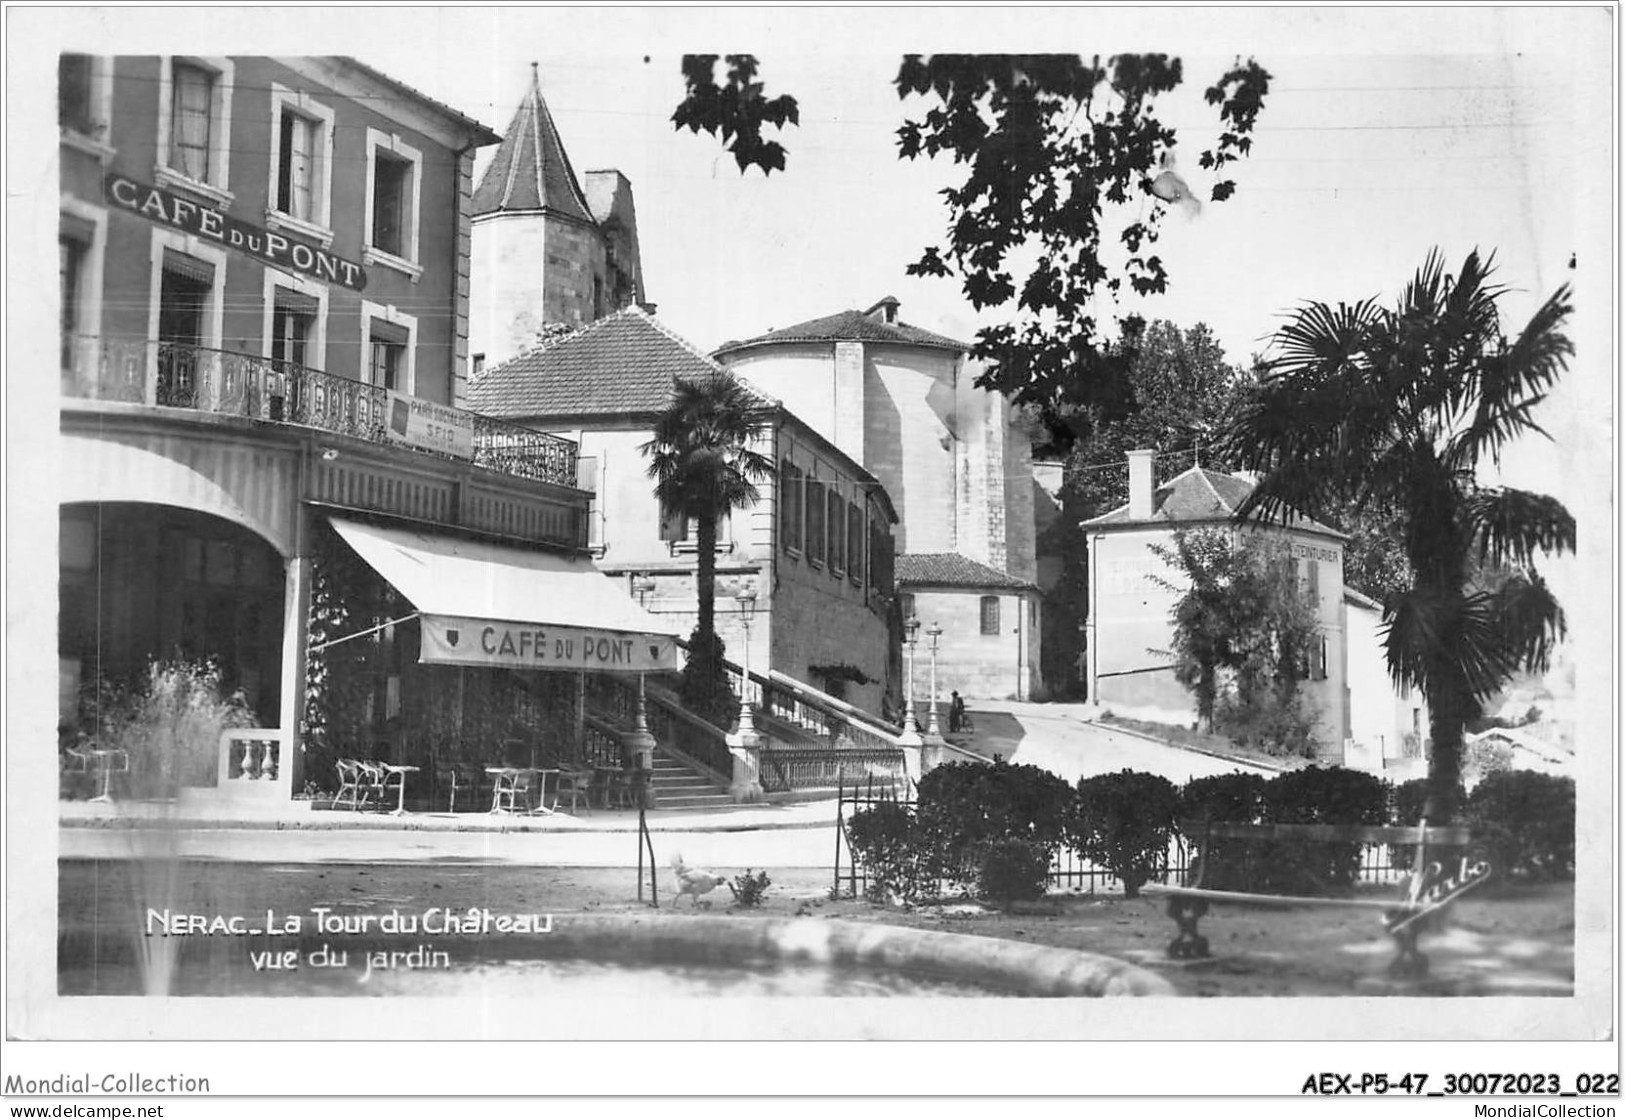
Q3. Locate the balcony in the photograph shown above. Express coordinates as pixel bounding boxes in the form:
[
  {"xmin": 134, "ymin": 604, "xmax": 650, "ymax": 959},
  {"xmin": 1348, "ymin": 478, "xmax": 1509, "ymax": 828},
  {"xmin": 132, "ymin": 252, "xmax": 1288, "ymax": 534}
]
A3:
[{"xmin": 61, "ymin": 337, "xmax": 579, "ymax": 490}]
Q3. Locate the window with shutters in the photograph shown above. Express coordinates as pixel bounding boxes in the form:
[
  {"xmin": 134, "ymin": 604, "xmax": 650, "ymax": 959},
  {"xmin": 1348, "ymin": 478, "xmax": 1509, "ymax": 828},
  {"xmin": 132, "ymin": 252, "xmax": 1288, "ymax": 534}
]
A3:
[
  {"xmin": 365, "ymin": 129, "xmax": 423, "ymax": 277},
  {"xmin": 827, "ymin": 486, "xmax": 844, "ymax": 574},
  {"xmin": 846, "ymin": 502, "xmax": 864, "ymax": 584},
  {"xmin": 805, "ymin": 479, "xmax": 826, "ymax": 567},
  {"xmin": 60, "ymin": 231, "xmax": 88, "ymax": 370},
  {"xmin": 156, "ymin": 58, "xmax": 233, "ymax": 204},
  {"xmin": 268, "ymin": 86, "xmax": 336, "ymax": 242},
  {"xmin": 980, "ymin": 596, "xmax": 1000, "ymax": 636},
  {"xmin": 578, "ymin": 456, "xmax": 604, "ymax": 552}
]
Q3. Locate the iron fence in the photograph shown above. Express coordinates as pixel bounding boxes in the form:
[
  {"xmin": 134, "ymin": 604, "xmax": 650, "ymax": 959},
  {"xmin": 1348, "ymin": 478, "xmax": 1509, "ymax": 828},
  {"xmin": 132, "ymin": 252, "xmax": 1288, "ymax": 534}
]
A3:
[{"xmin": 833, "ymin": 782, "xmax": 1418, "ymax": 903}]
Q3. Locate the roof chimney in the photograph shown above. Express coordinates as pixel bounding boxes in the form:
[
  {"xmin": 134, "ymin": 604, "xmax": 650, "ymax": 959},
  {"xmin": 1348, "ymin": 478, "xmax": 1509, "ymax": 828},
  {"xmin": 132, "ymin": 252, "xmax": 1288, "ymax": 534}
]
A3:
[{"xmin": 1127, "ymin": 449, "xmax": 1155, "ymax": 520}]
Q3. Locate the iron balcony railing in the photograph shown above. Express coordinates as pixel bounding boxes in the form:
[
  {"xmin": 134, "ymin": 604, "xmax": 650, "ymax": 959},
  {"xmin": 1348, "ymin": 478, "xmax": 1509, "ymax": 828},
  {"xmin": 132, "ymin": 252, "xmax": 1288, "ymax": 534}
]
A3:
[{"xmin": 62, "ymin": 336, "xmax": 579, "ymax": 489}]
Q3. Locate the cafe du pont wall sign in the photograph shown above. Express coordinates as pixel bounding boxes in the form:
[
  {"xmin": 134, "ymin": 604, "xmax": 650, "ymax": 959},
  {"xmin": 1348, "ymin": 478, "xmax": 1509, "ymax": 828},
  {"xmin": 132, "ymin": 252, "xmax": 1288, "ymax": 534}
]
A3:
[{"xmin": 105, "ymin": 173, "xmax": 367, "ymax": 291}]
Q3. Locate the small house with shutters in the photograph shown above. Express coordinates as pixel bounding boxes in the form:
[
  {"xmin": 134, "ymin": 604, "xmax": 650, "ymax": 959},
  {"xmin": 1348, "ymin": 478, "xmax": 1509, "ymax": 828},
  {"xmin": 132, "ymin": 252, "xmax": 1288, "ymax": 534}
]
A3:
[{"xmin": 1082, "ymin": 450, "xmax": 1352, "ymax": 757}]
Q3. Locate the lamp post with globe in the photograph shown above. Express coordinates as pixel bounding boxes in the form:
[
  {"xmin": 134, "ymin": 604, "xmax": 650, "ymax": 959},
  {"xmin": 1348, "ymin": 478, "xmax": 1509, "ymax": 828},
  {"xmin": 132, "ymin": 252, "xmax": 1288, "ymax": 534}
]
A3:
[
  {"xmin": 899, "ymin": 614, "xmax": 922, "ymax": 748},
  {"xmin": 724, "ymin": 581, "xmax": 763, "ymax": 801}
]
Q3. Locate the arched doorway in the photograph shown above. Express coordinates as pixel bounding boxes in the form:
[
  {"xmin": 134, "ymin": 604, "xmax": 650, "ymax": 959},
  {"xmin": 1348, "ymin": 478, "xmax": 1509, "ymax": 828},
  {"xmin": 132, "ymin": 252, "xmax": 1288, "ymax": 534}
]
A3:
[{"xmin": 59, "ymin": 502, "xmax": 286, "ymax": 732}]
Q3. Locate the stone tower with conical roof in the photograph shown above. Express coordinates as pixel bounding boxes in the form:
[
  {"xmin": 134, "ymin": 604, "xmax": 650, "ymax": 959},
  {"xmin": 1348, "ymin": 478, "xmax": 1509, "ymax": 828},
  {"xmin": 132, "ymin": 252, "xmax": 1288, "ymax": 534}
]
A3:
[{"xmin": 467, "ymin": 64, "xmax": 646, "ymax": 393}]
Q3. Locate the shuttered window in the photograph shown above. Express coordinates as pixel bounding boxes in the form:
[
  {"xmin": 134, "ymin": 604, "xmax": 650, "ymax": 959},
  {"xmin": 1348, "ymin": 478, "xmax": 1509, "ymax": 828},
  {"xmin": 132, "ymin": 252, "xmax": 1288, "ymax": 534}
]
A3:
[{"xmin": 980, "ymin": 596, "xmax": 1000, "ymax": 636}]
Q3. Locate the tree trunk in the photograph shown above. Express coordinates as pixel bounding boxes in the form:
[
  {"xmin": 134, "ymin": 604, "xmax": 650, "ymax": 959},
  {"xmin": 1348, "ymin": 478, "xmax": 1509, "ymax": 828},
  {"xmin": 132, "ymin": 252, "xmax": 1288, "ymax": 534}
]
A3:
[
  {"xmin": 695, "ymin": 512, "xmax": 717, "ymax": 645},
  {"xmin": 1424, "ymin": 683, "xmax": 1467, "ymax": 823}
]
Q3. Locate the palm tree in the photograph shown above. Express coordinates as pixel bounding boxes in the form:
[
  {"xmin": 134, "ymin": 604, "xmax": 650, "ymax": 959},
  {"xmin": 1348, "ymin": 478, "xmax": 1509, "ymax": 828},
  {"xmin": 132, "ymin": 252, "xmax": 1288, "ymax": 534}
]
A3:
[
  {"xmin": 642, "ymin": 371, "xmax": 775, "ymax": 725},
  {"xmin": 1222, "ymin": 249, "xmax": 1575, "ymax": 821}
]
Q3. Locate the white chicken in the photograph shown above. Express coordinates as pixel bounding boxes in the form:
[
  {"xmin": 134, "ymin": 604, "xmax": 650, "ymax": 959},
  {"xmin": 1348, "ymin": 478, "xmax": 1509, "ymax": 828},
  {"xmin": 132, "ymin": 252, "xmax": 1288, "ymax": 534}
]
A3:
[{"xmin": 670, "ymin": 853, "xmax": 728, "ymax": 908}]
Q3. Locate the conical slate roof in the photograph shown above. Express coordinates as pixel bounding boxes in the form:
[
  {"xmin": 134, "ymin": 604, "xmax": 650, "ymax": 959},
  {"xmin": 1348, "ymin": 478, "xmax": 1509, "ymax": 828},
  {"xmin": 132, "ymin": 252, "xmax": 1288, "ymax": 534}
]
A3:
[{"xmin": 472, "ymin": 65, "xmax": 595, "ymax": 224}]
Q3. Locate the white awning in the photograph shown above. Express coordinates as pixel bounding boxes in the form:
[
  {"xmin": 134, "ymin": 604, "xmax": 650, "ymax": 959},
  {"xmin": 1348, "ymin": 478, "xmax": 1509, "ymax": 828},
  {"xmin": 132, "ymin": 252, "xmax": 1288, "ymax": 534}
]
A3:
[{"xmin": 327, "ymin": 516, "xmax": 681, "ymax": 673}]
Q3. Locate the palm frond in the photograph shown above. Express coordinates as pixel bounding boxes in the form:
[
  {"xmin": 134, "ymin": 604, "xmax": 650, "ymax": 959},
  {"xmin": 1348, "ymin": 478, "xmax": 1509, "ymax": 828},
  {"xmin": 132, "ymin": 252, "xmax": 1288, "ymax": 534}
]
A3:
[
  {"xmin": 1448, "ymin": 282, "xmax": 1574, "ymax": 469},
  {"xmin": 1466, "ymin": 487, "xmax": 1576, "ymax": 568}
]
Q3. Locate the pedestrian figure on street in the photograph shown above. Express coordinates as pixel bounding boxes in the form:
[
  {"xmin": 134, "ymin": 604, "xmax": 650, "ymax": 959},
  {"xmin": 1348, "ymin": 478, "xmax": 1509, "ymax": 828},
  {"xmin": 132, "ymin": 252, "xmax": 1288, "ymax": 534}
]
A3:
[{"xmin": 949, "ymin": 691, "xmax": 965, "ymax": 733}]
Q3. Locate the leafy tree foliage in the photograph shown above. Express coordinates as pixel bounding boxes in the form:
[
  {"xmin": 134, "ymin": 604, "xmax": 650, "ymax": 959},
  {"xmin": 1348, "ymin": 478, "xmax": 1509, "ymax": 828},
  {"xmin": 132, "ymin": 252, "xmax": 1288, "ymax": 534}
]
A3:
[
  {"xmin": 894, "ymin": 54, "xmax": 1270, "ymax": 430},
  {"xmin": 1151, "ymin": 527, "xmax": 1322, "ymax": 754},
  {"xmin": 643, "ymin": 371, "xmax": 775, "ymax": 725},
  {"xmin": 672, "ymin": 55, "xmax": 800, "ymax": 175},
  {"xmin": 1222, "ymin": 250, "xmax": 1575, "ymax": 820},
  {"xmin": 1039, "ymin": 320, "xmax": 1254, "ymax": 695}
]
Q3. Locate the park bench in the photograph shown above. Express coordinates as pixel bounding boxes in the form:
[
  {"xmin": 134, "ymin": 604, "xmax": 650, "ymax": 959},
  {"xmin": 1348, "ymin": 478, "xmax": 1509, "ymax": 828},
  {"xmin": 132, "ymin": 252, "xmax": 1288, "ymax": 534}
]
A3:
[{"xmin": 1141, "ymin": 820, "xmax": 1492, "ymax": 978}]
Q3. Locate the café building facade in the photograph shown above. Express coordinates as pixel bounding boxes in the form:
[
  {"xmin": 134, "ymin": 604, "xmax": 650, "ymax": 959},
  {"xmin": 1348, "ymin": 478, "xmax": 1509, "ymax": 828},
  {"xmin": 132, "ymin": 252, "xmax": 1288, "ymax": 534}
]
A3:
[{"xmin": 58, "ymin": 55, "xmax": 677, "ymax": 802}]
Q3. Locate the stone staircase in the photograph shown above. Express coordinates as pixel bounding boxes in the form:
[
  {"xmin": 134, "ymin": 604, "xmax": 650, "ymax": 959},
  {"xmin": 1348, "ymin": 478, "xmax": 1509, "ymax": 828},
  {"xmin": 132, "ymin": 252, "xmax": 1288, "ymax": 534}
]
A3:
[{"xmin": 648, "ymin": 750, "xmax": 734, "ymax": 811}]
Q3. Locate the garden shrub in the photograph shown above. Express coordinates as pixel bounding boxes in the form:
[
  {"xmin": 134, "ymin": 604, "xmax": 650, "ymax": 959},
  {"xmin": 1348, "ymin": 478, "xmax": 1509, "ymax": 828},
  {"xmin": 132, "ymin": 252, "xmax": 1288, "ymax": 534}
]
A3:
[
  {"xmin": 1174, "ymin": 771, "xmax": 1269, "ymax": 891},
  {"xmin": 1465, "ymin": 771, "xmax": 1575, "ymax": 882},
  {"xmin": 976, "ymin": 839, "xmax": 1052, "ymax": 910},
  {"xmin": 1066, "ymin": 770, "xmax": 1179, "ymax": 898},
  {"xmin": 1176, "ymin": 771, "xmax": 1268, "ymax": 826},
  {"xmin": 914, "ymin": 759, "xmax": 1072, "ymax": 891},
  {"xmin": 729, "ymin": 869, "xmax": 772, "ymax": 908},
  {"xmin": 844, "ymin": 800, "xmax": 923, "ymax": 903}
]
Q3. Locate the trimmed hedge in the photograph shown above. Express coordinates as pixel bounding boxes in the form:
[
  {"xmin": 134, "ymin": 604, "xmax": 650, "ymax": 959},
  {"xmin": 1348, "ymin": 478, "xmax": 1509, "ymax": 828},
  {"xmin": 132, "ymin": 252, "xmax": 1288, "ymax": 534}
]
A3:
[
  {"xmin": 1465, "ymin": 771, "xmax": 1575, "ymax": 883},
  {"xmin": 845, "ymin": 760, "xmax": 1574, "ymax": 904},
  {"xmin": 1067, "ymin": 770, "xmax": 1180, "ymax": 898}
]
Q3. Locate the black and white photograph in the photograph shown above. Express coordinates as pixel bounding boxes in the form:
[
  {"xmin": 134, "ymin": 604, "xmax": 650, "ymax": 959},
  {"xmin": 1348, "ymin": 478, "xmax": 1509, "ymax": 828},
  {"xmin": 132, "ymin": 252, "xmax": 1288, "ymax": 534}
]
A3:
[{"xmin": 4, "ymin": 2, "xmax": 1617, "ymax": 1104}]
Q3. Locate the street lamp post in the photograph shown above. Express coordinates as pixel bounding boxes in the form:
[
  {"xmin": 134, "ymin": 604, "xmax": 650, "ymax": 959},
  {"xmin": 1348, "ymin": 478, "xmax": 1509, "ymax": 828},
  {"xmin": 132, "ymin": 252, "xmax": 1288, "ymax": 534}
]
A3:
[
  {"xmin": 726, "ymin": 582, "xmax": 763, "ymax": 802},
  {"xmin": 925, "ymin": 621, "xmax": 943, "ymax": 738},
  {"xmin": 734, "ymin": 584, "xmax": 758, "ymax": 738},
  {"xmin": 902, "ymin": 614, "xmax": 921, "ymax": 734}
]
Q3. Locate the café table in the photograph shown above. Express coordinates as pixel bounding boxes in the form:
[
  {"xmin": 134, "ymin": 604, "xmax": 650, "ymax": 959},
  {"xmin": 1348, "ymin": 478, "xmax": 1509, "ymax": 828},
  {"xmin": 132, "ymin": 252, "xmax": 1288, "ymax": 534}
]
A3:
[
  {"xmin": 87, "ymin": 748, "xmax": 128, "ymax": 804},
  {"xmin": 486, "ymin": 767, "xmax": 560, "ymax": 815},
  {"xmin": 379, "ymin": 763, "xmax": 419, "ymax": 816}
]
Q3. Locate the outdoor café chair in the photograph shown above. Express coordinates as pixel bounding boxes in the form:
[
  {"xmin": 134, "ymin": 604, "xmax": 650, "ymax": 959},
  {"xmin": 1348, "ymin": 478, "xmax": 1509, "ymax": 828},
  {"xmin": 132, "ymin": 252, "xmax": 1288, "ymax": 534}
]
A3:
[
  {"xmin": 357, "ymin": 761, "xmax": 389, "ymax": 807},
  {"xmin": 334, "ymin": 759, "xmax": 364, "ymax": 809},
  {"xmin": 555, "ymin": 767, "xmax": 591, "ymax": 814}
]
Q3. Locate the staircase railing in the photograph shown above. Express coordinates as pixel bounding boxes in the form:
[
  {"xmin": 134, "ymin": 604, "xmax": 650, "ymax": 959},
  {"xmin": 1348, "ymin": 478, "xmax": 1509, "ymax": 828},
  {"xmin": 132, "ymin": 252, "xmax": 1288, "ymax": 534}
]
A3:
[
  {"xmin": 643, "ymin": 684, "xmax": 734, "ymax": 785},
  {"xmin": 759, "ymin": 747, "xmax": 907, "ymax": 794},
  {"xmin": 581, "ymin": 713, "xmax": 626, "ymax": 769}
]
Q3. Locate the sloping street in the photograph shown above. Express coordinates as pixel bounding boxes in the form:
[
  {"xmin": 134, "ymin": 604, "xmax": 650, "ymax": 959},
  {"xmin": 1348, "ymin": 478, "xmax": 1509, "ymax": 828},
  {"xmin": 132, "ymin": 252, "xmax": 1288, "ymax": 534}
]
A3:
[{"xmin": 950, "ymin": 701, "xmax": 1280, "ymax": 785}]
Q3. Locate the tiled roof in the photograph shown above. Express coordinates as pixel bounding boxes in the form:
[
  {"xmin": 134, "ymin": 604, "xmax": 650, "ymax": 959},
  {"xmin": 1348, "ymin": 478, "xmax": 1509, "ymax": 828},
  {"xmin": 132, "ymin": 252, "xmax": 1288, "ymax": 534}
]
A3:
[
  {"xmin": 897, "ymin": 553, "xmax": 1037, "ymax": 591},
  {"xmin": 1081, "ymin": 465, "xmax": 1347, "ymax": 539},
  {"xmin": 468, "ymin": 307, "xmax": 772, "ymax": 419},
  {"xmin": 472, "ymin": 67, "xmax": 595, "ymax": 223},
  {"xmin": 714, "ymin": 307, "xmax": 969, "ymax": 356},
  {"xmin": 341, "ymin": 58, "xmax": 501, "ymax": 145}
]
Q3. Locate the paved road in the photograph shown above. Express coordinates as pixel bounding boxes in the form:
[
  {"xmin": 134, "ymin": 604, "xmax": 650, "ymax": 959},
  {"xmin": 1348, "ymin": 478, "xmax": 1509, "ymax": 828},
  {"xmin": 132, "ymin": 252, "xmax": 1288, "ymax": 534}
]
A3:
[{"xmin": 957, "ymin": 701, "xmax": 1279, "ymax": 785}]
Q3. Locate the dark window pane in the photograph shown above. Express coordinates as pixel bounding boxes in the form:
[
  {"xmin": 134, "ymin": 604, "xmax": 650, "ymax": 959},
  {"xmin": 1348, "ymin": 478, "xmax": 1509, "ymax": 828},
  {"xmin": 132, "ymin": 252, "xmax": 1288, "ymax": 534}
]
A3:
[
  {"xmin": 372, "ymin": 152, "xmax": 411, "ymax": 256},
  {"xmin": 59, "ymin": 55, "xmax": 93, "ymax": 133}
]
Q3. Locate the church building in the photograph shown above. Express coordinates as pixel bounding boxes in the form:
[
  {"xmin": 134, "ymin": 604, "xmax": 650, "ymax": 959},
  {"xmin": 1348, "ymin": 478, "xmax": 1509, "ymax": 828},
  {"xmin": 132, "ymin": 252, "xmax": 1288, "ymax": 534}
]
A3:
[{"xmin": 714, "ymin": 298, "xmax": 1042, "ymax": 700}]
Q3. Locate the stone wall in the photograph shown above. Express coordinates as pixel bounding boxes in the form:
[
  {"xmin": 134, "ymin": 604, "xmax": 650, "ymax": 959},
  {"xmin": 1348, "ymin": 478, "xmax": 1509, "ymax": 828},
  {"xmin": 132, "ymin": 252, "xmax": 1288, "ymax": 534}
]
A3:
[{"xmin": 906, "ymin": 587, "xmax": 1036, "ymax": 701}]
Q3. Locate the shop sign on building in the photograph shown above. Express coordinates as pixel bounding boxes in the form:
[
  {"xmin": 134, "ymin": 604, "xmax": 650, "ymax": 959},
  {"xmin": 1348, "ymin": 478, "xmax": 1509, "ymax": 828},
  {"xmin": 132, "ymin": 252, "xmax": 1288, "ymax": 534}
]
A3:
[
  {"xmin": 104, "ymin": 173, "xmax": 367, "ymax": 291},
  {"xmin": 386, "ymin": 392, "xmax": 475, "ymax": 460},
  {"xmin": 419, "ymin": 615, "xmax": 678, "ymax": 673}
]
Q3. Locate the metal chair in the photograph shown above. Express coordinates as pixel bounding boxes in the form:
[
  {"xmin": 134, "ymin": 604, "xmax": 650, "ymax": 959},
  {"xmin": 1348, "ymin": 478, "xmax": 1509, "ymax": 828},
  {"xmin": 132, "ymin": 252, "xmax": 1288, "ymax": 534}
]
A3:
[
  {"xmin": 555, "ymin": 768, "xmax": 592, "ymax": 814},
  {"xmin": 334, "ymin": 759, "xmax": 364, "ymax": 809},
  {"xmin": 357, "ymin": 761, "xmax": 389, "ymax": 807}
]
